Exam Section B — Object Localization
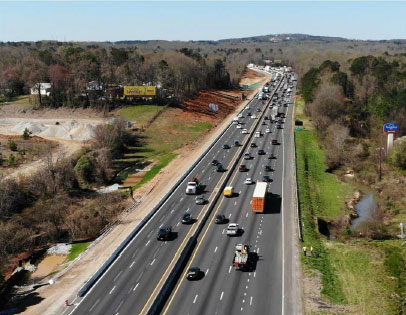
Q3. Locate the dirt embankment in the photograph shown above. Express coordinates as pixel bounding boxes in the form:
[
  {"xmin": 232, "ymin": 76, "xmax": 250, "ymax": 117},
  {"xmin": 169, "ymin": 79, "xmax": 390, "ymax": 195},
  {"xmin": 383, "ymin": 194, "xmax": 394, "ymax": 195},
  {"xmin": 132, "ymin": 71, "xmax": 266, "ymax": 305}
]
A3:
[{"xmin": 20, "ymin": 69, "xmax": 270, "ymax": 315}]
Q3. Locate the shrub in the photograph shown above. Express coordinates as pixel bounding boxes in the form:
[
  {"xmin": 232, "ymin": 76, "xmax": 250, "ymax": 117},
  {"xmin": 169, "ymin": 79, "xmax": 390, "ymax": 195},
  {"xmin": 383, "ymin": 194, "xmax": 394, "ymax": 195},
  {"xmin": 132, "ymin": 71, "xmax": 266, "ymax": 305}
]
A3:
[
  {"xmin": 22, "ymin": 128, "xmax": 32, "ymax": 140},
  {"xmin": 74, "ymin": 155, "xmax": 95, "ymax": 183},
  {"xmin": 390, "ymin": 140, "xmax": 406, "ymax": 170},
  {"xmin": 8, "ymin": 139, "xmax": 17, "ymax": 151}
]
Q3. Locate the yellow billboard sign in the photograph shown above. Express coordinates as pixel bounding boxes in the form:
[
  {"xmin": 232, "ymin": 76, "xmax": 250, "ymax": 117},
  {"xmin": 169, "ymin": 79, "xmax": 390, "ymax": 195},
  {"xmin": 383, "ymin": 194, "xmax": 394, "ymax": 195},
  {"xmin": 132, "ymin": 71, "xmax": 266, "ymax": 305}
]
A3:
[{"xmin": 124, "ymin": 86, "xmax": 156, "ymax": 96}]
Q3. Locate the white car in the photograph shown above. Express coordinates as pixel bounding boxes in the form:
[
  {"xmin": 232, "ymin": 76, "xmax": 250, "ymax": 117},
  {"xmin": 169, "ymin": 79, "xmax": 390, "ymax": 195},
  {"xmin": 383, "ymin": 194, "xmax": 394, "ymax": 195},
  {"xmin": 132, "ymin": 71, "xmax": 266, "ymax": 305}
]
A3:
[
  {"xmin": 252, "ymin": 115, "xmax": 256, "ymax": 119},
  {"xmin": 244, "ymin": 178, "xmax": 254, "ymax": 185},
  {"xmin": 245, "ymin": 106, "xmax": 250, "ymax": 110},
  {"xmin": 226, "ymin": 223, "xmax": 240, "ymax": 236},
  {"xmin": 266, "ymin": 128, "xmax": 271, "ymax": 133},
  {"xmin": 242, "ymin": 129, "xmax": 249, "ymax": 134},
  {"xmin": 237, "ymin": 124, "xmax": 242, "ymax": 129}
]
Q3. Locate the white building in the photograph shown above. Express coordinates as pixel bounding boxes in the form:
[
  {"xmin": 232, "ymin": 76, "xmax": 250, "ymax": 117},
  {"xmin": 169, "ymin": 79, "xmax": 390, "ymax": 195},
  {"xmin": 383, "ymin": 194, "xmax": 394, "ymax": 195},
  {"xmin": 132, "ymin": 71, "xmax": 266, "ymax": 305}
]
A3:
[{"xmin": 30, "ymin": 83, "xmax": 52, "ymax": 96}]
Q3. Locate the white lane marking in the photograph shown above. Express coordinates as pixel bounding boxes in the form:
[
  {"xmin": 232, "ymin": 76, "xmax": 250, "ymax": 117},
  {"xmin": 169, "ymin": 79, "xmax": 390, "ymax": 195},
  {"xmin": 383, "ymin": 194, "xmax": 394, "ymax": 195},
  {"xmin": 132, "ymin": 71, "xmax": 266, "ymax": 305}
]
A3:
[
  {"xmin": 214, "ymin": 246, "xmax": 218, "ymax": 253},
  {"xmin": 246, "ymin": 212, "xmax": 248, "ymax": 218},
  {"xmin": 136, "ymin": 271, "xmax": 144, "ymax": 282},
  {"xmin": 147, "ymin": 230, "xmax": 153, "ymax": 238},
  {"xmin": 250, "ymin": 296, "xmax": 253, "ymax": 306},
  {"xmin": 234, "ymin": 201, "xmax": 237, "ymax": 205},
  {"xmin": 145, "ymin": 240, "xmax": 150, "ymax": 247},
  {"xmin": 193, "ymin": 295, "xmax": 198, "ymax": 303},
  {"xmin": 208, "ymin": 176, "xmax": 211, "ymax": 180},
  {"xmin": 241, "ymin": 307, "xmax": 244, "ymax": 311},
  {"xmin": 129, "ymin": 261, "xmax": 135, "ymax": 269},
  {"xmin": 222, "ymin": 229, "xmax": 225, "ymax": 235},
  {"xmin": 229, "ymin": 266, "xmax": 232, "ymax": 273},
  {"xmin": 151, "ymin": 259, "xmax": 156, "ymax": 266},
  {"xmin": 113, "ymin": 270, "xmax": 122, "ymax": 282},
  {"xmin": 176, "ymin": 222, "xmax": 180, "ymax": 227},
  {"xmin": 115, "ymin": 300, "xmax": 124, "ymax": 313},
  {"xmin": 239, "ymin": 191, "xmax": 242, "ymax": 194},
  {"xmin": 170, "ymin": 209, "xmax": 174, "ymax": 214},
  {"xmin": 109, "ymin": 286, "xmax": 116, "ymax": 294},
  {"xmin": 89, "ymin": 298, "xmax": 100, "ymax": 312},
  {"xmin": 206, "ymin": 269, "xmax": 209, "ymax": 275},
  {"xmin": 228, "ymin": 213, "xmax": 232, "ymax": 218},
  {"xmin": 250, "ymin": 200, "xmax": 252, "ymax": 204},
  {"xmin": 243, "ymin": 299, "xmax": 245, "ymax": 303},
  {"xmin": 159, "ymin": 224, "xmax": 163, "ymax": 228},
  {"xmin": 247, "ymin": 278, "xmax": 250, "ymax": 282},
  {"xmin": 220, "ymin": 291, "xmax": 224, "ymax": 301},
  {"xmin": 133, "ymin": 283, "xmax": 139, "ymax": 291},
  {"xmin": 180, "ymin": 197, "xmax": 184, "ymax": 202}
]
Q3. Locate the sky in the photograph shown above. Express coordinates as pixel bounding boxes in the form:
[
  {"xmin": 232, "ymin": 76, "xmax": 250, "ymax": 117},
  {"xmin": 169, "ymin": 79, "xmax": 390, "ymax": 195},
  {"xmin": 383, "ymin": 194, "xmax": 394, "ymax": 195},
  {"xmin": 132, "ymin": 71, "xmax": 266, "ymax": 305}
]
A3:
[{"xmin": 1, "ymin": 1, "xmax": 406, "ymax": 42}]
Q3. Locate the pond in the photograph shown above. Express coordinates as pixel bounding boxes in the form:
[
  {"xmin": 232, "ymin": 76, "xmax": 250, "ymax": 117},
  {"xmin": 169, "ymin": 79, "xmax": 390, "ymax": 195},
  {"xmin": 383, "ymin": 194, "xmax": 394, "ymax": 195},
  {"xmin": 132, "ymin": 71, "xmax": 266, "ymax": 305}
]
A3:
[{"xmin": 351, "ymin": 192, "xmax": 377, "ymax": 229}]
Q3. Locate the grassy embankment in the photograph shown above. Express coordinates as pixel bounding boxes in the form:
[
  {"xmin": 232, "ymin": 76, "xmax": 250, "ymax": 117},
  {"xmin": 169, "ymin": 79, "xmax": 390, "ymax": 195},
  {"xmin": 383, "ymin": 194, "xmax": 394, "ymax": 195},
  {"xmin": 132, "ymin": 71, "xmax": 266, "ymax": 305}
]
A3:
[
  {"xmin": 66, "ymin": 242, "xmax": 92, "ymax": 262},
  {"xmin": 295, "ymin": 95, "xmax": 402, "ymax": 314},
  {"xmin": 116, "ymin": 105, "xmax": 213, "ymax": 187}
]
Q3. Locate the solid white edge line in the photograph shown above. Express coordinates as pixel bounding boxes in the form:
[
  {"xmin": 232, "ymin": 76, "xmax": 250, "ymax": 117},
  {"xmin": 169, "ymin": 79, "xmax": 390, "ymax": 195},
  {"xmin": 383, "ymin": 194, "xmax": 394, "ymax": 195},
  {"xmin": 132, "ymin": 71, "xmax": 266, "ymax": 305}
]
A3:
[{"xmin": 281, "ymin": 75, "xmax": 287, "ymax": 315}]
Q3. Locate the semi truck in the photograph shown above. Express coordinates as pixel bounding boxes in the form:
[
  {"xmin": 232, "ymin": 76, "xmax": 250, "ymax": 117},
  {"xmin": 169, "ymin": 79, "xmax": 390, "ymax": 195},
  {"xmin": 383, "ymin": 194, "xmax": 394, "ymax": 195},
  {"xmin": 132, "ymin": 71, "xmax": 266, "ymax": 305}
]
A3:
[
  {"xmin": 186, "ymin": 177, "xmax": 202, "ymax": 195},
  {"xmin": 252, "ymin": 182, "xmax": 268, "ymax": 213},
  {"xmin": 233, "ymin": 244, "xmax": 250, "ymax": 270}
]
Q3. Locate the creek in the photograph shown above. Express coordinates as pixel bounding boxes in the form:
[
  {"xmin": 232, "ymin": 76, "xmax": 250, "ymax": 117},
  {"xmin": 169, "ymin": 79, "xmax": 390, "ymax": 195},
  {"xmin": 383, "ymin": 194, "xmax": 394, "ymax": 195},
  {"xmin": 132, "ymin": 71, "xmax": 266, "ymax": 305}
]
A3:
[{"xmin": 351, "ymin": 192, "xmax": 378, "ymax": 229}]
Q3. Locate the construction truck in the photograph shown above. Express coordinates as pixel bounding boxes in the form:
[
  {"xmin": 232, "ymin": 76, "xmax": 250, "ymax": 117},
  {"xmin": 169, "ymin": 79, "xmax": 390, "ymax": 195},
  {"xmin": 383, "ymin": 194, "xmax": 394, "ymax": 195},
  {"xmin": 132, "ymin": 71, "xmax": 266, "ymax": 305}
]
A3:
[
  {"xmin": 185, "ymin": 177, "xmax": 202, "ymax": 195},
  {"xmin": 233, "ymin": 244, "xmax": 250, "ymax": 270}
]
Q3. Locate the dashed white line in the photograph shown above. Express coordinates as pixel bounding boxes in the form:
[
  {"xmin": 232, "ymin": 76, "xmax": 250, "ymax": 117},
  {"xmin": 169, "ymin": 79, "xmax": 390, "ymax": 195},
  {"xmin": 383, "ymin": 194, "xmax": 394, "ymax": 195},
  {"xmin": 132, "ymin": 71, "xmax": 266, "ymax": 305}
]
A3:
[
  {"xmin": 250, "ymin": 296, "xmax": 253, "ymax": 305},
  {"xmin": 133, "ymin": 283, "xmax": 139, "ymax": 291},
  {"xmin": 228, "ymin": 213, "xmax": 232, "ymax": 218},
  {"xmin": 129, "ymin": 261, "xmax": 135, "ymax": 269},
  {"xmin": 115, "ymin": 300, "xmax": 124, "ymax": 313},
  {"xmin": 220, "ymin": 291, "xmax": 224, "ymax": 300},
  {"xmin": 246, "ymin": 212, "xmax": 249, "ymax": 218},
  {"xmin": 145, "ymin": 240, "xmax": 150, "ymax": 247},
  {"xmin": 109, "ymin": 286, "xmax": 116, "ymax": 295},
  {"xmin": 229, "ymin": 266, "xmax": 232, "ymax": 273},
  {"xmin": 222, "ymin": 229, "xmax": 225, "ymax": 234},
  {"xmin": 206, "ymin": 268, "xmax": 209, "ymax": 275},
  {"xmin": 151, "ymin": 259, "xmax": 156, "ymax": 265},
  {"xmin": 257, "ymin": 247, "xmax": 260, "ymax": 254},
  {"xmin": 113, "ymin": 270, "xmax": 122, "ymax": 282},
  {"xmin": 214, "ymin": 246, "xmax": 218, "ymax": 253},
  {"xmin": 234, "ymin": 201, "xmax": 237, "ymax": 205},
  {"xmin": 176, "ymin": 222, "xmax": 180, "ymax": 227},
  {"xmin": 193, "ymin": 294, "xmax": 198, "ymax": 304},
  {"xmin": 89, "ymin": 298, "xmax": 100, "ymax": 312}
]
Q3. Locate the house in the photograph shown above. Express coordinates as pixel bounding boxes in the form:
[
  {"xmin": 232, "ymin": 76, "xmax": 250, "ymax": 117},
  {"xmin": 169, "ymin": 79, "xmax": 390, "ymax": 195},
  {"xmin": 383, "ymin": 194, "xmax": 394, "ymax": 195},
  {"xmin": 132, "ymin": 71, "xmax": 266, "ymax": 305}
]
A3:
[
  {"xmin": 30, "ymin": 83, "xmax": 52, "ymax": 96},
  {"xmin": 86, "ymin": 81, "xmax": 103, "ymax": 91}
]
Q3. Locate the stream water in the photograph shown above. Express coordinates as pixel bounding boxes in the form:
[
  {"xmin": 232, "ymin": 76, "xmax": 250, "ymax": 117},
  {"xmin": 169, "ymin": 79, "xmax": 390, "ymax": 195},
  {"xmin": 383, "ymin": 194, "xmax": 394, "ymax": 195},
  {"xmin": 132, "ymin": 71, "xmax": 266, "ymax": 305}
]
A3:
[{"xmin": 351, "ymin": 192, "xmax": 377, "ymax": 229}]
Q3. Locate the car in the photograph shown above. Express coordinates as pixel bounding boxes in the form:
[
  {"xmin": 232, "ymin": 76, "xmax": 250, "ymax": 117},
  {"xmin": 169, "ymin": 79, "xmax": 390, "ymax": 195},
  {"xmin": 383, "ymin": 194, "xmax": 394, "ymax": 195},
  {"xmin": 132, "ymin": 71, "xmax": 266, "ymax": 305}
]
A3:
[
  {"xmin": 236, "ymin": 124, "xmax": 242, "ymax": 129},
  {"xmin": 264, "ymin": 116, "xmax": 269, "ymax": 120},
  {"xmin": 264, "ymin": 165, "xmax": 272, "ymax": 172},
  {"xmin": 262, "ymin": 175, "xmax": 271, "ymax": 182},
  {"xmin": 244, "ymin": 178, "xmax": 254, "ymax": 185},
  {"xmin": 244, "ymin": 152, "xmax": 252, "ymax": 160},
  {"xmin": 195, "ymin": 196, "xmax": 206, "ymax": 205},
  {"xmin": 250, "ymin": 142, "xmax": 257, "ymax": 148},
  {"xmin": 182, "ymin": 213, "xmax": 193, "ymax": 224},
  {"xmin": 277, "ymin": 124, "xmax": 283, "ymax": 129},
  {"xmin": 266, "ymin": 128, "xmax": 271, "ymax": 133},
  {"xmin": 252, "ymin": 115, "xmax": 256, "ymax": 119},
  {"xmin": 268, "ymin": 153, "xmax": 275, "ymax": 159},
  {"xmin": 272, "ymin": 139, "xmax": 278, "ymax": 145},
  {"xmin": 215, "ymin": 214, "xmax": 226, "ymax": 224},
  {"xmin": 234, "ymin": 141, "xmax": 241, "ymax": 146},
  {"xmin": 242, "ymin": 129, "xmax": 249, "ymax": 134},
  {"xmin": 245, "ymin": 106, "xmax": 250, "ymax": 110},
  {"xmin": 239, "ymin": 164, "xmax": 248, "ymax": 172},
  {"xmin": 186, "ymin": 267, "xmax": 201, "ymax": 280},
  {"xmin": 226, "ymin": 223, "xmax": 240, "ymax": 236},
  {"xmin": 157, "ymin": 226, "xmax": 172, "ymax": 240},
  {"xmin": 238, "ymin": 113, "xmax": 244, "ymax": 118},
  {"xmin": 247, "ymin": 112, "xmax": 252, "ymax": 116},
  {"xmin": 280, "ymin": 113, "xmax": 286, "ymax": 118},
  {"xmin": 217, "ymin": 163, "xmax": 225, "ymax": 172},
  {"xmin": 256, "ymin": 108, "xmax": 261, "ymax": 112},
  {"xmin": 223, "ymin": 144, "xmax": 230, "ymax": 149},
  {"xmin": 261, "ymin": 121, "xmax": 267, "ymax": 125},
  {"xmin": 258, "ymin": 149, "xmax": 265, "ymax": 155},
  {"xmin": 211, "ymin": 159, "xmax": 220, "ymax": 166}
]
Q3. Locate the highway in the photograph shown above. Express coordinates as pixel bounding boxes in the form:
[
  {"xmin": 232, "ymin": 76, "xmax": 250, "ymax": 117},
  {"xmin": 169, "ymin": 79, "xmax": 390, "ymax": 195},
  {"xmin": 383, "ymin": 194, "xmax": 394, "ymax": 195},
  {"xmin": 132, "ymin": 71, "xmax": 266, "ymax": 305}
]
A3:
[
  {"xmin": 162, "ymin": 75, "xmax": 298, "ymax": 315},
  {"xmin": 67, "ymin": 71, "xmax": 285, "ymax": 315}
]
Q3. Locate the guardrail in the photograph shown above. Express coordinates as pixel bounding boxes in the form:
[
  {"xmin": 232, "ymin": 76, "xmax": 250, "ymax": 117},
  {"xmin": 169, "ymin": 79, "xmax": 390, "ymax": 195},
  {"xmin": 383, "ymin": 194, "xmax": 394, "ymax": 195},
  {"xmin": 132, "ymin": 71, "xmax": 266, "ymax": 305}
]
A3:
[
  {"xmin": 77, "ymin": 92, "xmax": 259, "ymax": 298},
  {"xmin": 147, "ymin": 76, "xmax": 285, "ymax": 314}
]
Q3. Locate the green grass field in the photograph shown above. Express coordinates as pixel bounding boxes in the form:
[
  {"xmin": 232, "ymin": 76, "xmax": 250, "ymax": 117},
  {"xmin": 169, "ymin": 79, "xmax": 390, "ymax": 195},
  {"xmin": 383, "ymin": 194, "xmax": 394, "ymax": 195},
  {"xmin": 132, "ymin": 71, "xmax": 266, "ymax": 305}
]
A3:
[
  {"xmin": 117, "ymin": 105, "xmax": 164, "ymax": 126},
  {"xmin": 66, "ymin": 242, "xmax": 92, "ymax": 262}
]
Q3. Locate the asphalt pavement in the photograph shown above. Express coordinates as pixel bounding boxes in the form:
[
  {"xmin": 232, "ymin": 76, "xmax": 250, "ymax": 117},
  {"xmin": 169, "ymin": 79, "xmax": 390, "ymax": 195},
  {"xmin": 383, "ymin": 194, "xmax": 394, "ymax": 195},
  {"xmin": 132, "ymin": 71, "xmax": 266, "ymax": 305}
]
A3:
[{"xmin": 66, "ymin": 73, "xmax": 285, "ymax": 315}]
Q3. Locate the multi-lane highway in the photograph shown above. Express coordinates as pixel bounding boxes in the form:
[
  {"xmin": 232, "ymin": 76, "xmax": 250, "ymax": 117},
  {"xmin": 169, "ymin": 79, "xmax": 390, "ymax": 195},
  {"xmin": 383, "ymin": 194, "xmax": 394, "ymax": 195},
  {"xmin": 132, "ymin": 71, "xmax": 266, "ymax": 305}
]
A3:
[
  {"xmin": 162, "ymin": 74, "xmax": 297, "ymax": 315},
  {"xmin": 67, "ymin": 71, "xmax": 291, "ymax": 315}
]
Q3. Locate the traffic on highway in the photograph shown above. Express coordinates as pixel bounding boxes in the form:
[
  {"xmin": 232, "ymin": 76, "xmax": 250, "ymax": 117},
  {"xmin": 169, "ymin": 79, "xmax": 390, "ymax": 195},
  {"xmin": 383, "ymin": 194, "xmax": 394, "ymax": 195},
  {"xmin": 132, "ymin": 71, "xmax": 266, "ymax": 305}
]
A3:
[{"xmin": 67, "ymin": 67, "xmax": 297, "ymax": 315}]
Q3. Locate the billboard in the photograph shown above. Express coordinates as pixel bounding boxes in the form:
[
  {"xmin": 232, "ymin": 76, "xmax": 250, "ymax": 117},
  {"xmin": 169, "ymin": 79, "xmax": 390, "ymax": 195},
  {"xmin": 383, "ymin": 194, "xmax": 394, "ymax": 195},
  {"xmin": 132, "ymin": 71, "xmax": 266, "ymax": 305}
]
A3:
[
  {"xmin": 383, "ymin": 123, "xmax": 399, "ymax": 133},
  {"xmin": 124, "ymin": 86, "xmax": 156, "ymax": 96}
]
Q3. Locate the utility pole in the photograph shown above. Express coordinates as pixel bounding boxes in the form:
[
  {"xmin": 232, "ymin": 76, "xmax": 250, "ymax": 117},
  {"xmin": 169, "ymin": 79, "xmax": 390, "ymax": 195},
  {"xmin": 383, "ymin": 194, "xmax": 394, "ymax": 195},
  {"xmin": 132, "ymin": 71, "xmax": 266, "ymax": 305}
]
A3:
[{"xmin": 376, "ymin": 147, "xmax": 384, "ymax": 181}]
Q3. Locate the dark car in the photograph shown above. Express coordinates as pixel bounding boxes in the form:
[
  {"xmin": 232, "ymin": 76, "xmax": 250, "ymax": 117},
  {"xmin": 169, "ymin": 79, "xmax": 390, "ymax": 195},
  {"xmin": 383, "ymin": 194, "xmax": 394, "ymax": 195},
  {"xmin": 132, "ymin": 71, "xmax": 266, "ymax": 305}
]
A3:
[
  {"xmin": 182, "ymin": 213, "xmax": 193, "ymax": 224},
  {"xmin": 264, "ymin": 116, "xmax": 269, "ymax": 120},
  {"xmin": 247, "ymin": 112, "xmax": 252, "ymax": 116},
  {"xmin": 223, "ymin": 144, "xmax": 230, "ymax": 149},
  {"xmin": 211, "ymin": 159, "xmax": 220, "ymax": 166},
  {"xmin": 261, "ymin": 121, "xmax": 267, "ymax": 125},
  {"xmin": 256, "ymin": 108, "xmax": 261, "ymax": 112},
  {"xmin": 280, "ymin": 113, "xmax": 286, "ymax": 118},
  {"xmin": 234, "ymin": 140, "xmax": 241, "ymax": 147},
  {"xmin": 272, "ymin": 139, "xmax": 278, "ymax": 145},
  {"xmin": 217, "ymin": 163, "xmax": 225, "ymax": 172},
  {"xmin": 258, "ymin": 149, "xmax": 265, "ymax": 155},
  {"xmin": 264, "ymin": 165, "xmax": 272, "ymax": 172},
  {"xmin": 250, "ymin": 143, "xmax": 257, "ymax": 148},
  {"xmin": 215, "ymin": 214, "xmax": 226, "ymax": 224},
  {"xmin": 186, "ymin": 267, "xmax": 201, "ymax": 280},
  {"xmin": 157, "ymin": 226, "xmax": 172, "ymax": 240},
  {"xmin": 239, "ymin": 164, "xmax": 248, "ymax": 172},
  {"xmin": 277, "ymin": 125, "xmax": 283, "ymax": 129},
  {"xmin": 268, "ymin": 153, "xmax": 275, "ymax": 159},
  {"xmin": 262, "ymin": 175, "xmax": 271, "ymax": 182}
]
